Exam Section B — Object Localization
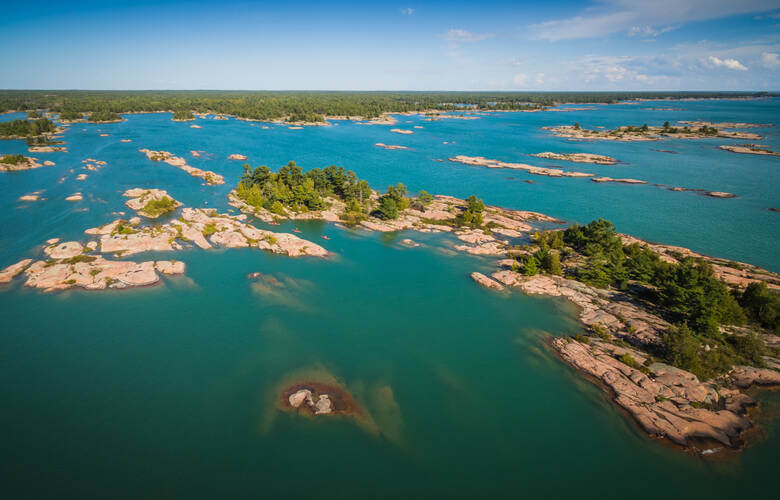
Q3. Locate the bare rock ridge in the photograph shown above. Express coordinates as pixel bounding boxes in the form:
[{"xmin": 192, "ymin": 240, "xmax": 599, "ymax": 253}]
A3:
[{"xmin": 139, "ymin": 149, "xmax": 225, "ymax": 185}]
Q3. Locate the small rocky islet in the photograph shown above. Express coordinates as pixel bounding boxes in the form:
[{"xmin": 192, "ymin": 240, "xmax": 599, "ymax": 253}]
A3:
[
  {"xmin": 282, "ymin": 382, "xmax": 361, "ymax": 417},
  {"xmin": 139, "ymin": 148, "xmax": 225, "ymax": 185},
  {"xmin": 0, "ymin": 188, "xmax": 328, "ymax": 293},
  {"xmin": 448, "ymin": 154, "xmax": 737, "ymax": 198}
]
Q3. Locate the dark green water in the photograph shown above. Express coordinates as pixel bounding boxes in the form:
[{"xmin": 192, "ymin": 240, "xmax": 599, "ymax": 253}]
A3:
[{"xmin": 0, "ymin": 104, "xmax": 778, "ymax": 498}]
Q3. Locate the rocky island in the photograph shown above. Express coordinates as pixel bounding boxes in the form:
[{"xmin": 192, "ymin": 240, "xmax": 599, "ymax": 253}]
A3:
[
  {"xmin": 0, "ymin": 190, "xmax": 329, "ymax": 293},
  {"xmin": 282, "ymin": 382, "xmax": 360, "ymax": 417},
  {"xmin": 469, "ymin": 219, "xmax": 779, "ymax": 454},
  {"xmin": 545, "ymin": 123, "xmax": 762, "ymax": 142},
  {"xmin": 375, "ymin": 143, "xmax": 409, "ymax": 150},
  {"xmin": 139, "ymin": 149, "xmax": 225, "ymax": 185},
  {"xmin": 531, "ymin": 152, "xmax": 619, "ymax": 165},
  {"xmin": 0, "ymin": 154, "xmax": 44, "ymax": 172},
  {"xmin": 719, "ymin": 144, "xmax": 780, "ymax": 157},
  {"xmin": 448, "ymin": 155, "xmax": 594, "ymax": 178},
  {"xmin": 228, "ymin": 161, "xmax": 559, "ymax": 257},
  {"xmin": 123, "ymin": 188, "xmax": 182, "ymax": 218}
]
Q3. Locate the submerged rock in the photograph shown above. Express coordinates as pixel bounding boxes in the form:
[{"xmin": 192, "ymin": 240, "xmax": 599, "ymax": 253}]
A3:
[
  {"xmin": 139, "ymin": 149, "xmax": 225, "ymax": 185},
  {"xmin": 280, "ymin": 381, "xmax": 360, "ymax": 418},
  {"xmin": 470, "ymin": 272, "xmax": 505, "ymax": 290}
]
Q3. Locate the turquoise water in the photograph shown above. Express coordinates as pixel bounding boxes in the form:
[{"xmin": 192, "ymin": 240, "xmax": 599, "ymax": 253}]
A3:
[{"xmin": 0, "ymin": 102, "xmax": 778, "ymax": 498}]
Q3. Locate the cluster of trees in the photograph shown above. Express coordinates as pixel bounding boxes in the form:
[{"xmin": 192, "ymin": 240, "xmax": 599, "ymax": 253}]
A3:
[
  {"xmin": 2, "ymin": 91, "xmax": 773, "ymax": 122},
  {"xmin": 288, "ymin": 111, "xmax": 326, "ymax": 123},
  {"xmin": 660, "ymin": 121, "xmax": 718, "ymax": 135},
  {"xmin": 518, "ymin": 230, "xmax": 564, "ymax": 276},
  {"xmin": 0, "ymin": 118, "xmax": 56, "ymax": 137},
  {"xmin": 528, "ymin": 219, "xmax": 777, "ymax": 379},
  {"xmin": 0, "ymin": 154, "xmax": 26, "ymax": 165},
  {"xmin": 59, "ymin": 111, "xmax": 84, "ymax": 121},
  {"xmin": 172, "ymin": 110, "xmax": 194, "ymax": 121},
  {"xmin": 237, "ymin": 162, "xmax": 372, "ymax": 218},
  {"xmin": 87, "ymin": 111, "xmax": 122, "ymax": 122},
  {"xmin": 142, "ymin": 196, "xmax": 177, "ymax": 217},
  {"xmin": 375, "ymin": 183, "xmax": 410, "ymax": 220},
  {"xmin": 457, "ymin": 195, "xmax": 485, "ymax": 226},
  {"xmin": 613, "ymin": 124, "xmax": 650, "ymax": 134}
]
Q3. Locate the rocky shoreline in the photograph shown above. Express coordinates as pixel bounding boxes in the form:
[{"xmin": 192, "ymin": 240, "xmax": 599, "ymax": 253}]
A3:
[
  {"xmin": 228, "ymin": 189, "xmax": 559, "ymax": 257},
  {"xmin": 468, "ymin": 230, "xmax": 780, "ymax": 455}
]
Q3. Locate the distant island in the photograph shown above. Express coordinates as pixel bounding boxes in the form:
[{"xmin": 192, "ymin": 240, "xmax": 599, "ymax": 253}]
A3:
[{"xmin": 1, "ymin": 90, "xmax": 775, "ymax": 125}]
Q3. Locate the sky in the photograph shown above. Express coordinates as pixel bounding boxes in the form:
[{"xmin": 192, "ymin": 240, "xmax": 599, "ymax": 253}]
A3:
[{"xmin": 1, "ymin": 0, "xmax": 779, "ymax": 90}]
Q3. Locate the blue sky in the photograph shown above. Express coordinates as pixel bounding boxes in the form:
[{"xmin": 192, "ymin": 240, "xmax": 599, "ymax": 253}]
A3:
[{"xmin": 1, "ymin": 0, "xmax": 779, "ymax": 90}]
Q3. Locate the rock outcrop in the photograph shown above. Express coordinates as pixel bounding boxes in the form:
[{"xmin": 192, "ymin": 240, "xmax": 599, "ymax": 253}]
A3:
[
  {"xmin": 0, "ymin": 259, "xmax": 33, "ymax": 283},
  {"xmin": 545, "ymin": 124, "xmax": 762, "ymax": 142},
  {"xmin": 718, "ymin": 144, "xmax": 780, "ymax": 156},
  {"xmin": 532, "ymin": 152, "xmax": 619, "ymax": 165},
  {"xmin": 139, "ymin": 149, "xmax": 225, "ymax": 185},
  {"xmin": 123, "ymin": 188, "xmax": 182, "ymax": 218},
  {"xmin": 448, "ymin": 155, "xmax": 594, "ymax": 178},
  {"xmin": 553, "ymin": 337, "xmax": 752, "ymax": 449},
  {"xmin": 0, "ymin": 155, "xmax": 44, "ymax": 172},
  {"xmin": 470, "ymin": 272, "xmax": 505, "ymax": 290},
  {"xmin": 229, "ymin": 190, "xmax": 558, "ymax": 259}
]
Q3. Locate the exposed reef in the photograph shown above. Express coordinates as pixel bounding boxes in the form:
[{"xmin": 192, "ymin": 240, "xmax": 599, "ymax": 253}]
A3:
[
  {"xmin": 591, "ymin": 177, "xmax": 646, "ymax": 184},
  {"xmin": 719, "ymin": 144, "xmax": 780, "ymax": 157},
  {"xmin": 375, "ymin": 143, "xmax": 409, "ymax": 150},
  {"xmin": 139, "ymin": 149, "xmax": 225, "ymax": 185},
  {"xmin": 448, "ymin": 155, "xmax": 594, "ymax": 178},
  {"xmin": 531, "ymin": 152, "xmax": 619, "ymax": 165},
  {"xmin": 545, "ymin": 124, "xmax": 762, "ymax": 142}
]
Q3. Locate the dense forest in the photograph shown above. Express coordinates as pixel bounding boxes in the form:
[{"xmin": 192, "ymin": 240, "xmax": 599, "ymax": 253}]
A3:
[
  {"xmin": 517, "ymin": 219, "xmax": 778, "ymax": 379},
  {"xmin": 0, "ymin": 90, "xmax": 774, "ymax": 122},
  {"xmin": 0, "ymin": 118, "xmax": 57, "ymax": 138}
]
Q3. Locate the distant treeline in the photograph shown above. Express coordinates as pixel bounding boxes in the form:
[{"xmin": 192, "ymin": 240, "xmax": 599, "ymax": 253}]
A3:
[{"xmin": 0, "ymin": 90, "xmax": 774, "ymax": 122}]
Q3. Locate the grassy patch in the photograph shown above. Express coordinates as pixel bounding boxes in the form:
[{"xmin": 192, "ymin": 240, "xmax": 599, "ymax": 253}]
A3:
[{"xmin": 141, "ymin": 196, "xmax": 177, "ymax": 218}]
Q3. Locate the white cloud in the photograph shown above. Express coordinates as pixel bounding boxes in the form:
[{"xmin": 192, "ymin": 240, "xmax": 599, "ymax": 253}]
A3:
[
  {"xmin": 628, "ymin": 25, "xmax": 678, "ymax": 37},
  {"xmin": 761, "ymin": 51, "xmax": 780, "ymax": 68},
  {"xmin": 442, "ymin": 29, "xmax": 494, "ymax": 43},
  {"xmin": 532, "ymin": 0, "xmax": 778, "ymax": 41},
  {"xmin": 400, "ymin": 7, "xmax": 414, "ymax": 15},
  {"xmin": 707, "ymin": 55, "xmax": 748, "ymax": 70},
  {"xmin": 512, "ymin": 73, "xmax": 528, "ymax": 86}
]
